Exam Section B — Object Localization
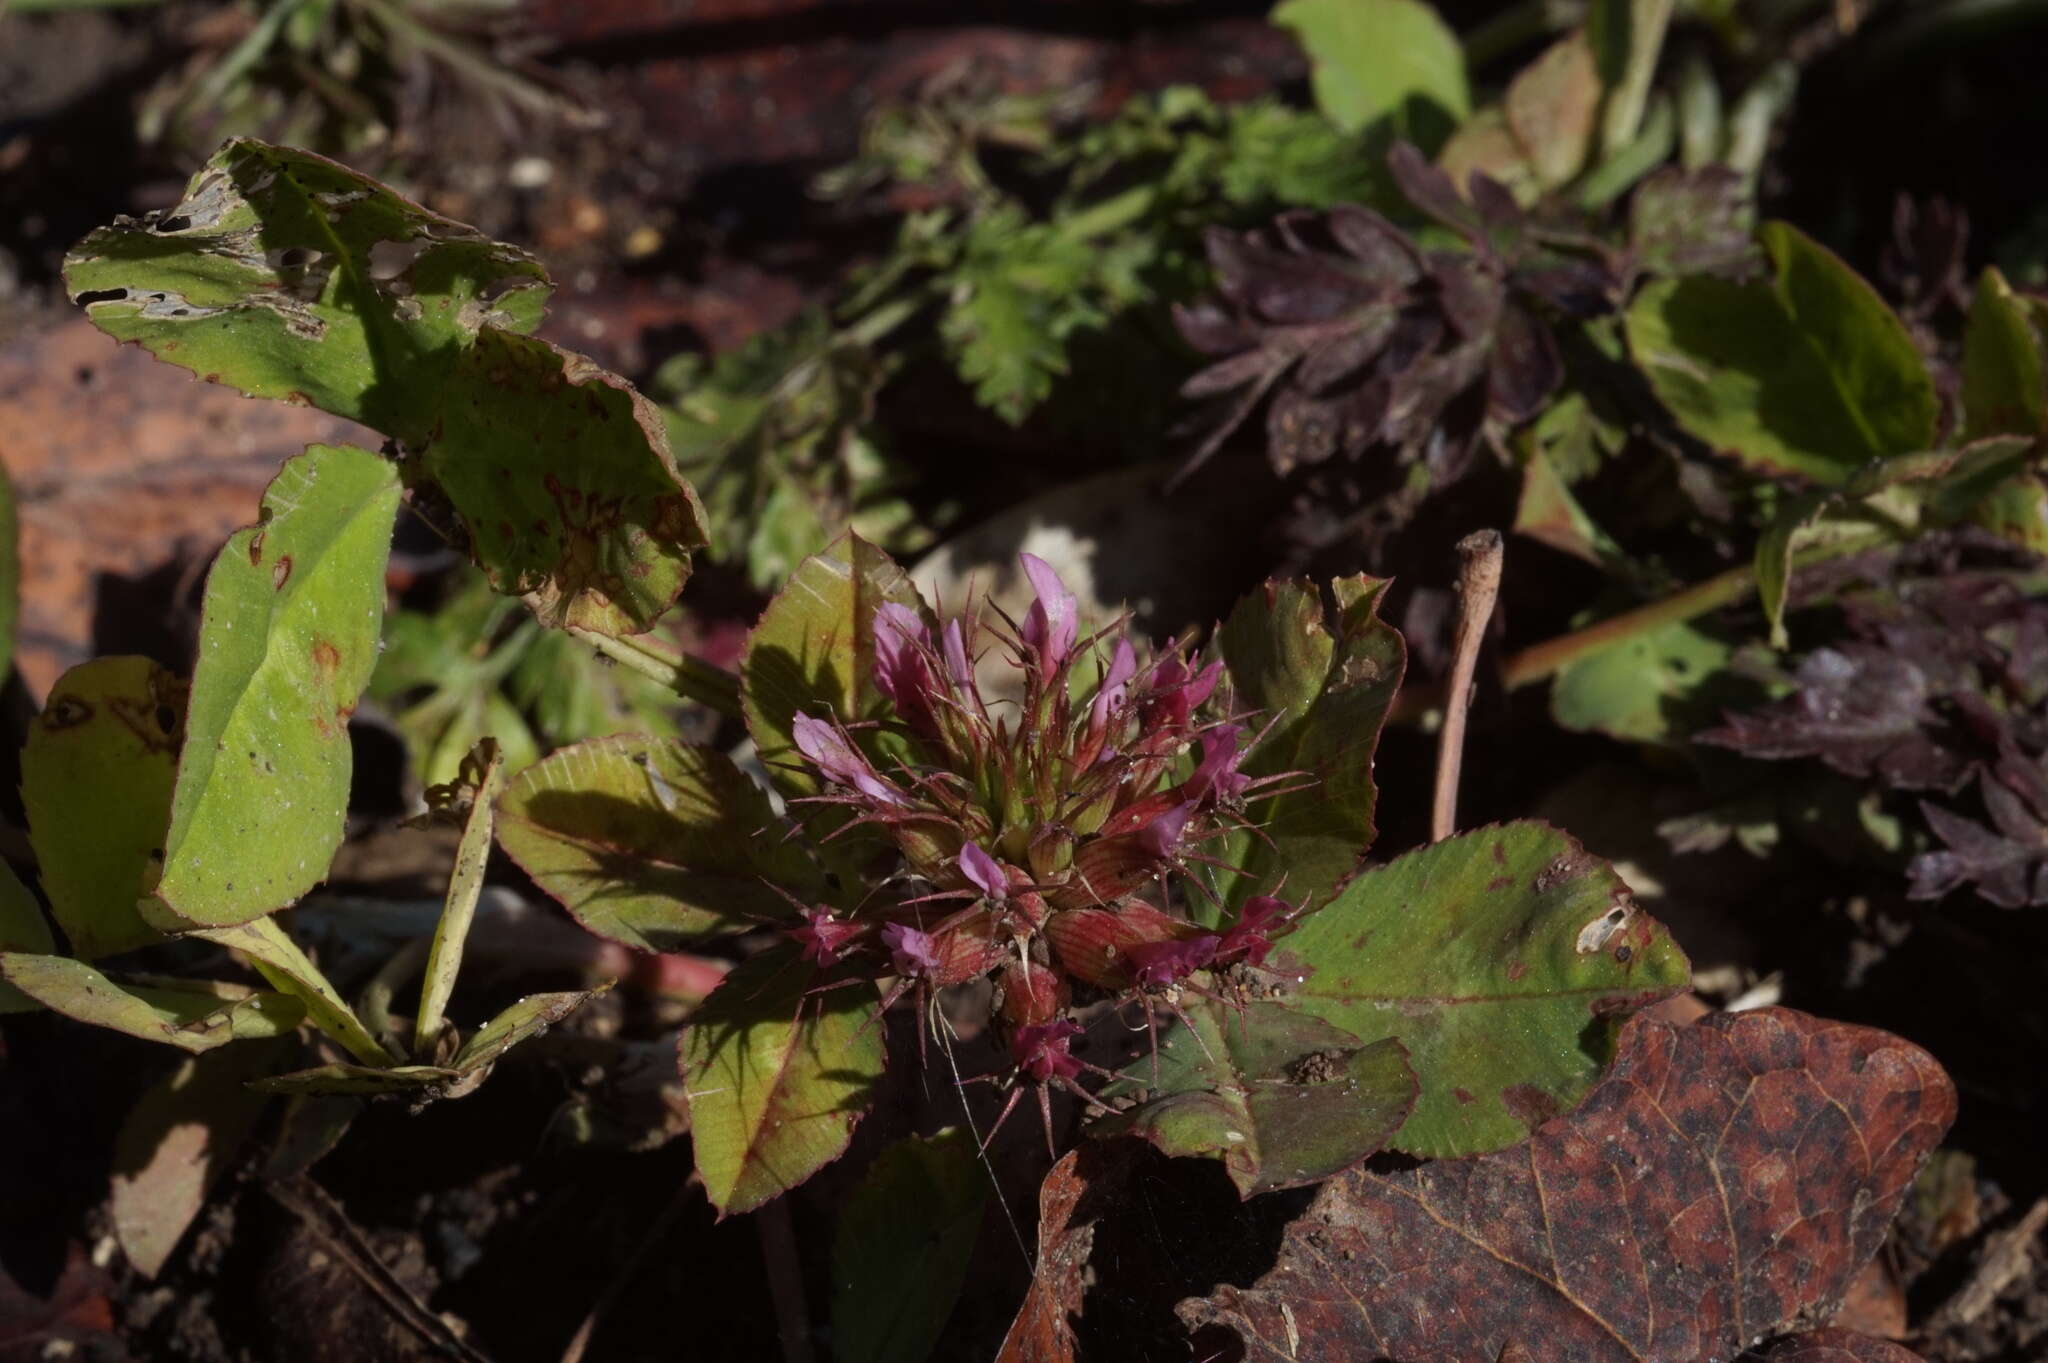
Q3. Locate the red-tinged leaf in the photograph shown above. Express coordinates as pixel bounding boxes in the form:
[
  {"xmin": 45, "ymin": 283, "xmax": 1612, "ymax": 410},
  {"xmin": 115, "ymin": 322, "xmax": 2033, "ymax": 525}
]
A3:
[
  {"xmin": 681, "ymin": 950, "xmax": 885, "ymax": 1215},
  {"xmin": 1179, "ymin": 1008, "xmax": 1956, "ymax": 1363},
  {"xmin": 1756, "ymin": 1329, "xmax": 1930, "ymax": 1362}
]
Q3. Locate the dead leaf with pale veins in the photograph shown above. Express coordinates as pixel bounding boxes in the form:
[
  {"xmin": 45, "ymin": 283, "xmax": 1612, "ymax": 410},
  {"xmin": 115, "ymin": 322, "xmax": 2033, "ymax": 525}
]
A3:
[{"xmin": 1180, "ymin": 1008, "xmax": 1954, "ymax": 1363}]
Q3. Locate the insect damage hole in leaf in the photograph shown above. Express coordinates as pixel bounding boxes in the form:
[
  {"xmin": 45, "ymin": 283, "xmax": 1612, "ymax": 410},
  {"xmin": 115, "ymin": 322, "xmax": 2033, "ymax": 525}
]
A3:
[{"xmin": 63, "ymin": 138, "xmax": 552, "ymax": 445}]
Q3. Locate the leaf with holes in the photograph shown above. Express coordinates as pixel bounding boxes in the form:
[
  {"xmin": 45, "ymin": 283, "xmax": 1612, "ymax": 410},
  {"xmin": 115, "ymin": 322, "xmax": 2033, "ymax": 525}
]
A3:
[
  {"xmin": 741, "ymin": 533, "xmax": 928, "ymax": 797},
  {"xmin": 146, "ymin": 444, "xmax": 400, "ymax": 930},
  {"xmin": 1181, "ymin": 1008, "xmax": 1954, "ymax": 1363},
  {"xmin": 64, "ymin": 138, "xmax": 549, "ymax": 446},
  {"xmin": 1627, "ymin": 222, "xmax": 1937, "ymax": 484},
  {"xmin": 1274, "ymin": 821, "xmax": 1689, "ymax": 1157},
  {"xmin": 21, "ymin": 658, "xmax": 185, "ymax": 959},
  {"xmin": 1212, "ymin": 576, "xmax": 1405, "ymax": 913},
  {"xmin": 496, "ymin": 736, "xmax": 815, "ymax": 952},
  {"xmin": 419, "ymin": 327, "xmax": 709, "ymax": 635},
  {"xmin": 1099, "ymin": 998, "xmax": 1416, "ymax": 1196},
  {"xmin": 681, "ymin": 949, "xmax": 885, "ymax": 1215}
]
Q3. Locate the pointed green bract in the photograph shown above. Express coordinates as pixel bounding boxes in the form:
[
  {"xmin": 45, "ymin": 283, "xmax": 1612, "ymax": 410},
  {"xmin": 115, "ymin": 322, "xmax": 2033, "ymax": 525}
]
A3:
[
  {"xmin": 20, "ymin": 658, "xmax": 184, "ymax": 959},
  {"xmin": 1214, "ymin": 575, "xmax": 1404, "ymax": 911},
  {"xmin": 742, "ymin": 533, "xmax": 927, "ymax": 796},
  {"xmin": 148, "ymin": 444, "xmax": 400, "ymax": 929},
  {"xmin": 683, "ymin": 951, "xmax": 884, "ymax": 1215},
  {"xmin": 1273, "ymin": 821, "xmax": 1690, "ymax": 1157},
  {"xmin": 1626, "ymin": 222, "xmax": 1937, "ymax": 484},
  {"xmin": 63, "ymin": 139, "xmax": 549, "ymax": 446},
  {"xmin": 419, "ymin": 327, "xmax": 710, "ymax": 635},
  {"xmin": 1962, "ymin": 267, "xmax": 2047, "ymax": 442},
  {"xmin": 831, "ymin": 1129, "xmax": 987, "ymax": 1363},
  {"xmin": 497, "ymin": 736, "xmax": 814, "ymax": 951},
  {"xmin": 0, "ymin": 953, "xmax": 303, "ymax": 1052},
  {"xmin": 1101, "ymin": 999, "xmax": 1416, "ymax": 1196}
]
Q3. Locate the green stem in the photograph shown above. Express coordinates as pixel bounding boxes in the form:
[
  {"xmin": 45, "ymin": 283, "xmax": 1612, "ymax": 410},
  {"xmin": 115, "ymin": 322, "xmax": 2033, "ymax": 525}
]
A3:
[
  {"xmin": 1463, "ymin": 0, "xmax": 1584, "ymax": 70},
  {"xmin": 568, "ymin": 626, "xmax": 744, "ymax": 720},
  {"xmin": 1393, "ymin": 528, "xmax": 1893, "ymax": 721}
]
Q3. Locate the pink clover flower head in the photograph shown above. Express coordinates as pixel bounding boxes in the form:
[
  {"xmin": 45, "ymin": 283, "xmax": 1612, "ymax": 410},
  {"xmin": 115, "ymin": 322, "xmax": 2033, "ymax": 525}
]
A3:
[
  {"xmin": 1137, "ymin": 800, "xmax": 1198, "ymax": 859},
  {"xmin": 1012, "ymin": 1019, "xmax": 1084, "ymax": 1083},
  {"xmin": 1216, "ymin": 895, "xmax": 1291, "ymax": 968},
  {"xmin": 959, "ymin": 843, "xmax": 1009, "ymax": 902},
  {"xmin": 1018, "ymin": 553, "xmax": 1078, "ymax": 677},
  {"xmin": 880, "ymin": 922, "xmax": 941, "ymax": 978},
  {"xmin": 789, "ymin": 907, "xmax": 862, "ymax": 966},
  {"xmin": 873, "ymin": 603, "xmax": 936, "ymax": 724},
  {"xmin": 1186, "ymin": 724, "xmax": 1251, "ymax": 806},
  {"xmin": 1088, "ymin": 638, "xmax": 1139, "ymax": 736},
  {"xmin": 1125, "ymin": 934, "xmax": 1220, "ymax": 989},
  {"xmin": 791, "ymin": 712, "xmax": 905, "ymax": 807}
]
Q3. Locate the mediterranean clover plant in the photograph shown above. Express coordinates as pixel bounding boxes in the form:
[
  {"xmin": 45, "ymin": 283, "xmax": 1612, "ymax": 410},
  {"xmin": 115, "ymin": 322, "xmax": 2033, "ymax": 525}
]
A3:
[{"xmin": 9, "ymin": 132, "xmax": 1693, "ymax": 1223}]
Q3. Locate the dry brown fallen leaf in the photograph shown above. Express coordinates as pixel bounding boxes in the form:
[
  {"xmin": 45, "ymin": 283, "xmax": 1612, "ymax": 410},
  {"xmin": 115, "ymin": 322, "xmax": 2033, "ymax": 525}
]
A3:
[{"xmin": 1180, "ymin": 1007, "xmax": 1953, "ymax": 1363}]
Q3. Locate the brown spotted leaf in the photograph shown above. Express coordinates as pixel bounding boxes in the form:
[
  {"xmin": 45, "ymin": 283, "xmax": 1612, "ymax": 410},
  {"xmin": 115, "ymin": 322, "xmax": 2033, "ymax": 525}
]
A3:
[
  {"xmin": 418, "ymin": 327, "xmax": 709, "ymax": 636},
  {"xmin": 1181, "ymin": 1008, "xmax": 1955, "ymax": 1363}
]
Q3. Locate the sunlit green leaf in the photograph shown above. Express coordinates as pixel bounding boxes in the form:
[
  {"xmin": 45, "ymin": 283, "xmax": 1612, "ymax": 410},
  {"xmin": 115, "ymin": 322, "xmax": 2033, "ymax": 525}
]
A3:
[
  {"xmin": 1274, "ymin": 822, "xmax": 1689, "ymax": 1157},
  {"xmin": 1627, "ymin": 222, "xmax": 1937, "ymax": 484},
  {"xmin": 21, "ymin": 657, "xmax": 183, "ymax": 958},
  {"xmin": 64, "ymin": 138, "xmax": 549, "ymax": 445},
  {"xmin": 1100, "ymin": 998, "xmax": 1416, "ymax": 1196},
  {"xmin": 682, "ymin": 950, "xmax": 884, "ymax": 1215},
  {"xmin": 497, "ymin": 735, "xmax": 814, "ymax": 951},
  {"xmin": 1272, "ymin": 0, "xmax": 1469, "ymax": 146},
  {"xmin": 148, "ymin": 444, "xmax": 400, "ymax": 929}
]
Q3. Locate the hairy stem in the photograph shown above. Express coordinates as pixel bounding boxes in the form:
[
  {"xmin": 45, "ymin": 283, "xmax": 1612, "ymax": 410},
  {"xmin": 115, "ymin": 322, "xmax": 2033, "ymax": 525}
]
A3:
[
  {"xmin": 1433, "ymin": 531, "xmax": 1503, "ymax": 843},
  {"xmin": 568, "ymin": 625, "xmax": 744, "ymax": 720}
]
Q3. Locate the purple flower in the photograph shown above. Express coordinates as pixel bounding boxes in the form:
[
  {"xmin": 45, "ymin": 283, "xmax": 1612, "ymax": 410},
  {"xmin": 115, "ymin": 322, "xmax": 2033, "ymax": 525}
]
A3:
[
  {"xmin": 941, "ymin": 618, "xmax": 975, "ymax": 695},
  {"xmin": 880, "ymin": 922, "xmax": 941, "ymax": 977},
  {"xmin": 1185, "ymin": 724, "xmax": 1251, "ymax": 805},
  {"xmin": 1125, "ymin": 934, "xmax": 1220, "ymax": 989},
  {"xmin": 1137, "ymin": 800, "xmax": 1198, "ymax": 859},
  {"xmin": 789, "ymin": 908, "xmax": 862, "ymax": 967},
  {"xmin": 959, "ymin": 843, "xmax": 1009, "ymax": 901},
  {"xmin": 1088, "ymin": 638, "xmax": 1139, "ymax": 737},
  {"xmin": 1145, "ymin": 656, "xmax": 1221, "ymax": 730},
  {"xmin": 791, "ymin": 712, "xmax": 905, "ymax": 807},
  {"xmin": 1019, "ymin": 553, "xmax": 1078, "ymax": 677},
  {"xmin": 1012, "ymin": 1019, "xmax": 1084, "ymax": 1083},
  {"xmin": 873, "ymin": 603, "xmax": 936, "ymax": 728},
  {"xmin": 1216, "ymin": 896, "xmax": 1290, "ymax": 968}
]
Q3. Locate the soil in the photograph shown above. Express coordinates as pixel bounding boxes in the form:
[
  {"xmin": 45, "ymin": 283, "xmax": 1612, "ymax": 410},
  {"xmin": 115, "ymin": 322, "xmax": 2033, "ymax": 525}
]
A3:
[{"xmin": 3, "ymin": 4, "xmax": 2047, "ymax": 1362}]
